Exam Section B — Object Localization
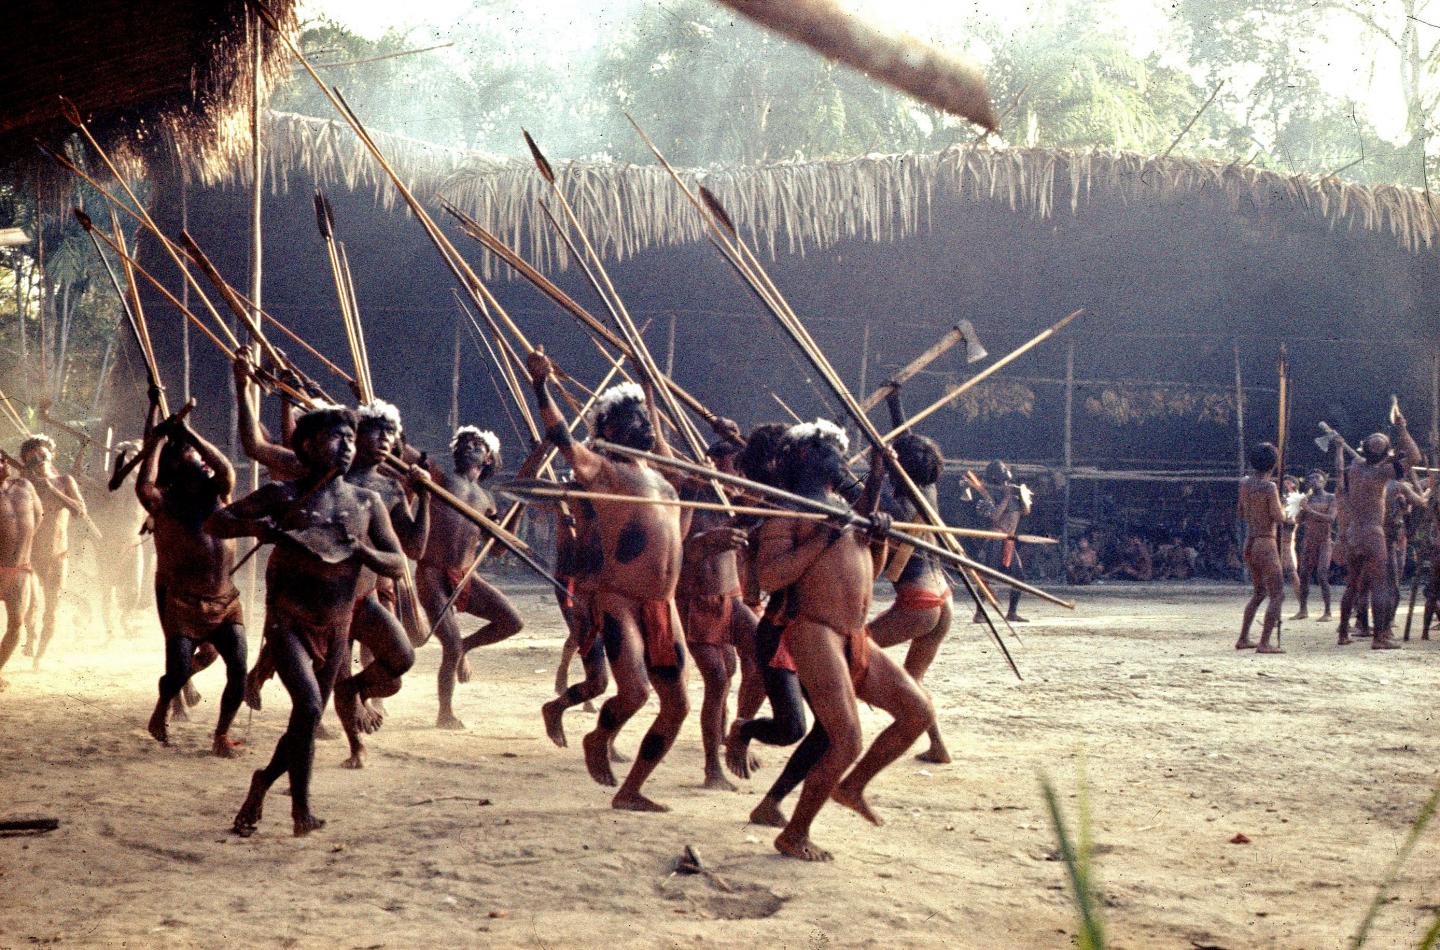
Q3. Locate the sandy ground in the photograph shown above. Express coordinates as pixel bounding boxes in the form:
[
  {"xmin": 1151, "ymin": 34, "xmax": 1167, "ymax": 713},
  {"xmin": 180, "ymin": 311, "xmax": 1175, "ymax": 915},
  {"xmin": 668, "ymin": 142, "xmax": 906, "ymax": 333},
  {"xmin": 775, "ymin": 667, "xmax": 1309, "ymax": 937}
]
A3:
[{"xmin": 2, "ymin": 579, "xmax": 1438, "ymax": 949}]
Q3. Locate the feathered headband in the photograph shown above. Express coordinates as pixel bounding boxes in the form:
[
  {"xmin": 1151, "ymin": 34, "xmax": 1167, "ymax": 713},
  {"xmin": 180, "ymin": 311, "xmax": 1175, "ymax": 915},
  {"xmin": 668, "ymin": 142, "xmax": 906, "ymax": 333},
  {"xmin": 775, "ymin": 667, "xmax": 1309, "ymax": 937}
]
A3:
[
  {"xmin": 589, "ymin": 382, "xmax": 646, "ymax": 426},
  {"xmin": 452, "ymin": 425, "xmax": 500, "ymax": 458},
  {"xmin": 356, "ymin": 398, "xmax": 403, "ymax": 435},
  {"xmin": 783, "ymin": 418, "xmax": 850, "ymax": 453}
]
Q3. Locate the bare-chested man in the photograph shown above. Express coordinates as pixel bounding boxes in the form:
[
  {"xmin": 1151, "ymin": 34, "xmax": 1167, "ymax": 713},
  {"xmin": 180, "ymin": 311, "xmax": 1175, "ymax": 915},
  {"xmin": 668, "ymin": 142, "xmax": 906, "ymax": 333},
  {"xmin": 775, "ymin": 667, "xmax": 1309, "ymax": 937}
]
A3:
[
  {"xmin": 235, "ymin": 354, "xmax": 429, "ymax": 762},
  {"xmin": 866, "ymin": 433, "xmax": 954, "ymax": 765},
  {"xmin": 755, "ymin": 421, "xmax": 934, "ymax": 860},
  {"xmin": 0, "ymin": 451, "xmax": 41, "ymax": 688},
  {"xmin": 1293, "ymin": 470, "xmax": 1336, "ymax": 621},
  {"xmin": 414, "ymin": 426, "xmax": 522, "ymax": 730},
  {"xmin": 676, "ymin": 439, "xmax": 761, "ymax": 791},
  {"xmin": 972, "ymin": 459, "xmax": 1030, "ymax": 623},
  {"xmin": 528, "ymin": 351, "xmax": 690, "ymax": 812},
  {"xmin": 20, "ymin": 434, "xmax": 88, "ymax": 667},
  {"xmin": 1236, "ymin": 442, "xmax": 1285, "ymax": 654},
  {"xmin": 1337, "ymin": 426, "xmax": 1425, "ymax": 648},
  {"xmin": 211, "ymin": 406, "xmax": 406, "ymax": 837},
  {"xmin": 1279, "ymin": 475, "xmax": 1304, "ymax": 602},
  {"xmin": 136, "ymin": 391, "xmax": 247, "ymax": 756}
]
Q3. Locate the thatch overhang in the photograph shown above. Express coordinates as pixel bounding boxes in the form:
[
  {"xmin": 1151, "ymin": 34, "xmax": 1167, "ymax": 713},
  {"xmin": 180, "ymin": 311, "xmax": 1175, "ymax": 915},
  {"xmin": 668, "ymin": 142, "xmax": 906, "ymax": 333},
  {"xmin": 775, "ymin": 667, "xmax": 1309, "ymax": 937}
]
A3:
[
  {"xmin": 1, "ymin": 0, "xmax": 297, "ymax": 194},
  {"xmin": 206, "ymin": 110, "xmax": 1440, "ymax": 276}
]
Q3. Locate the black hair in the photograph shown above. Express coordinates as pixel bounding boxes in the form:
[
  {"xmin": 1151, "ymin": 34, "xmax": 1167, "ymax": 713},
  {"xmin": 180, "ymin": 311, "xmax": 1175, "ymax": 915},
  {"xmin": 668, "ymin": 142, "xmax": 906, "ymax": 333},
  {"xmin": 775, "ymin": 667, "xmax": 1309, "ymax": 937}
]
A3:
[
  {"xmin": 292, "ymin": 407, "xmax": 357, "ymax": 466},
  {"xmin": 893, "ymin": 433, "xmax": 943, "ymax": 487},
  {"xmin": 1248, "ymin": 442, "xmax": 1278, "ymax": 473},
  {"xmin": 737, "ymin": 423, "xmax": 788, "ymax": 486}
]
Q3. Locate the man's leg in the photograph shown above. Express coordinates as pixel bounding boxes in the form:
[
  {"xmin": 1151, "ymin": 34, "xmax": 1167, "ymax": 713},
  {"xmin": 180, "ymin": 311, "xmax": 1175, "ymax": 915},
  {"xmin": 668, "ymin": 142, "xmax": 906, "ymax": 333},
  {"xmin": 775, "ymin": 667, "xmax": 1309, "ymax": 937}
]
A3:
[
  {"xmin": 612, "ymin": 604, "xmax": 690, "ymax": 812},
  {"xmin": 148, "ymin": 635, "xmax": 197, "ymax": 744},
  {"xmin": 1006, "ymin": 551, "xmax": 1027, "ymax": 622},
  {"xmin": 728, "ymin": 614, "xmax": 806, "ymax": 778},
  {"xmin": 1368, "ymin": 542, "xmax": 1401, "ymax": 649},
  {"xmin": 1257, "ymin": 552, "xmax": 1285, "ymax": 654},
  {"xmin": 233, "ymin": 625, "xmax": 327, "ymax": 837},
  {"xmin": 731, "ymin": 600, "xmax": 765, "ymax": 721},
  {"xmin": 336, "ymin": 596, "xmax": 415, "ymax": 766},
  {"xmin": 1317, "ymin": 541, "xmax": 1334, "ymax": 619},
  {"xmin": 1237, "ymin": 551, "xmax": 1265, "ymax": 650},
  {"xmin": 834, "ymin": 647, "xmax": 936, "ymax": 825},
  {"xmin": 32, "ymin": 560, "xmax": 66, "ymax": 667},
  {"xmin": 690, "ymin": 640, "xmax": 735, "ymax": 791},
  {"xmin": 582, "ymin": 607, "xmax": 650, "ymax": 789},
  {"xmin": 1294, "ymin": 544, "xmax": 1314, "ymax": 619},
  {"xmin": 867, "ymin": 596, "xmax": 950, "ymax": 763},
  {"xmin": 209, "ymin": 623, "xmax": 248, "ymax": 757},
  {"xmin": 774, "ymin": 620, "xmax": 863, "ymax": 862},
  {"xmin": 751, "ymin": 714, "xmax": 829, "ymax": 828},
  {"xmin": 459, "ymin": 575, "xmax": 524, "ymax": 651},
  {"xmin": 419, "ymin": 568, "xmax": 470, "ymax": 730},
  {"xmin": 0, "ymin": 581, "xmax": 28, "ymax": 686},
  {"xmin": 1338, "ymin": 549, "xmax": 1364, "ymax": 644}
]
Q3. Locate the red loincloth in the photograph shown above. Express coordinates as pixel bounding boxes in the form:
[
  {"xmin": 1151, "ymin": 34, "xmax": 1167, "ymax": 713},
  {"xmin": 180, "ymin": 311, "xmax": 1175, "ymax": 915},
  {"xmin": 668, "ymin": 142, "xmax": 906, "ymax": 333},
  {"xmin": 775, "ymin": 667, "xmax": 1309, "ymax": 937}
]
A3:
[
  {"xmin": 587, "ymin": 589, "xmax": 680, "ymax": 669},
  {"xmin": 772, "ymin": 615, "xmax": 870, "ymax": 688},
  {"xmin": 159, "ymin": 584, "xmax": 243, "ymax": 642},
  {"xmin": 681, "ymin": 587, "xmax": 742, "ymax": 647},
  {"xmin": 264, "ymin": 599, "xmax": 351, "ymax": 665},
  {"xmin": 893, "ymin": 583, "xmax": 951, "ymax": 612}
]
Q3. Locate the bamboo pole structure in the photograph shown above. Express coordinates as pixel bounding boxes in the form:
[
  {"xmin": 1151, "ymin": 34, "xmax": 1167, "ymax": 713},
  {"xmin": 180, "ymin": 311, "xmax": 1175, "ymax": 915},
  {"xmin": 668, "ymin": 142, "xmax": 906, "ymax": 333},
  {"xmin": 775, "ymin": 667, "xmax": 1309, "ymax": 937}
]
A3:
[{"xmin": 1062, "ymin": 342, "xmax": 1074, "ymax": 572}]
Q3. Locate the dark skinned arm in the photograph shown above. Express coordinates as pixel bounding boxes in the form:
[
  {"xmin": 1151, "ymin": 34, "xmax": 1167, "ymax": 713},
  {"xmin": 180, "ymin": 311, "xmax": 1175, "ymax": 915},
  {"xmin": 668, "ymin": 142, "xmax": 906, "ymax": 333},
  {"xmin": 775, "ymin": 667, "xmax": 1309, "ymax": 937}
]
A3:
[
  {"xmin": 234, "ymin": 347, "xmax": 304, "ymax": 479},
  {"xmin": 354, "ymin": 489, "xmax": 407, "ymax": 579},
  {"xmin": 134, "ymin": 389, "xmax": 166, "ymax": 514},
  {"xmin": 754, "ymin": 516, "xmax": 837, "ymax": 592},
  {"xmin": 527, "ymin": 348, "xmax": 606, "ymax": 485},
  {"xmin": 205, "ymin": 482, "xmax": 285, "ymax": 540},
  {"xmin": 390, "ymin": 469, "xmax": 432, "ymax": 560},
  {"xmin": 179, "ymin": 418, "xmax": 236, "ymax": 501}
]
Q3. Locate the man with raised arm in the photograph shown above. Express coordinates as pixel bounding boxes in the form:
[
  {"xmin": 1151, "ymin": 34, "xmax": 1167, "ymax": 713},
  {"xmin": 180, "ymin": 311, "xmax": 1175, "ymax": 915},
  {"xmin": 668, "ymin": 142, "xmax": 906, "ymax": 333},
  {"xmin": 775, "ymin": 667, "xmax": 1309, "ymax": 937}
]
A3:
[
  {"xmin": 754, "ymin": 421, "xmax": 934, "ymax": 861},
  {"xmin": 1293, "ymin": 470, "xmax": 1336, "ymax": 621},
  {"xmin": 1236, "ymin": 443, "xmax": 1286, "ymax": 654},
  {"xmin": 136, "ymin": 387, "xmax": 247, "ymax": 756},
  {"xmin": 527, "ymin": 348, "xmax": 690, "ymax": 812},
  {"xmin": 209, "ymin": 406, "xmax": 405, "ymax": 837}
]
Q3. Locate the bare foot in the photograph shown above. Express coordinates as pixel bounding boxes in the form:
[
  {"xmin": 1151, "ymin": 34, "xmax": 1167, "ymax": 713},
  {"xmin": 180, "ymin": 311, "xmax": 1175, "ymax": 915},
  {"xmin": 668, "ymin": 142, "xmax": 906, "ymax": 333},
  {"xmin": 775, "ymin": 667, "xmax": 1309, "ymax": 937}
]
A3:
[
  {"xmin": 1234, "ymin": 639, "xmax": 1257, "ymax": 650},
  {"xmin": 341, "ymin": 748, "xmax": 365, "ymax": 770},
  {"xmin": 1256, "ymin": 644, "xmax": 1286, "ymax": 654},
  {"xmin": 1317, "ymin": 612, "xmax": 1333, "ymax": 622},
  {"xmin": 724, "ymin": 721, "xmax": 753, "ymax": 779},
  {"xmin": 147, "ymin": 704, "xmax": 169, "ymax": 745},
  {"xmin": 232, "ymin": 770, "xmax": 267, "ymax": 837},
  {"xmin": 182, "ymin": 682, "xmax": 201, "ymax": 707},
  {"xmin": 1290, "ymin": 610, "xmax": 1308, "ymax": 620},
  {"xmin": 1372, "ymin": 636, "xmax": 1401, "ymax": 651},
  {"xmin": 583, "ymin": 700, "xmax": 597, "ymax": 714},
  {"xmin": 212, "ymin": 734, "xmax": 245, "ymax": 758},
  {"xmin": 775, "ymin": 830, "xmax": 832, "ymax": 861},
  {"xmin": 749, "ymin": 797, "xmax": 787, "ymax": 828},
  {"xmin": 457, "ymin": 653, "xmax": 473, "ymax": 684},
  {"xmin": 1338, "ymin": 634, "xmax": 1353, "ymax": 645},
  {"xmin": 1006, "ymin": 614, "xmax": 1029, "ymax": 623},
  {"xmin": 1354, "ymin": 628, "xmax": 1373, "ymax": 638},
  {"xmin": 315, "ymin": 723, "xmax": 338, "ymax": 741},
  {"xmin": 169, "ymin": 697, "xmax": 190, "ymax": 723},
  {"xmin": 609, "ymin": 742, "xmax": 630, "ymax": 764},
  {"xmin": 436, "ymin": 711, "xmax": 467, "ymax": 730},
  {"xmin": 612, "ymin": 789, "xmax": 669, "ymax": 812},
  {"xmin": 368, "ymin": 697, "xmax": 387, "ymax": 718},
  {"xmin": 244, "ymin": 670, "xmax": 263, "ymax": 711},
  {"xmin": 292, "ymin": 811, "xmax": 326, "ymax": 837},
  {"xmin": 832, "ymin": 784, "xmax": 884, "ymax": 826},
  {"xmin": 582, "ymin": 730, "xmax": 618, "ymax": 786},
  {"xmin": 703, "ymin": 767, "xmax": 737, "ymax": 792},
  {"xmin": 0, "ymin": 676, "xmax": 8, "ymax": 691},
  {"xmin": 541, "ymin": 698, "xmax": 568, "ymax": 748},
  {"xmin": 20, "ymin": 641, "xmax": 32, "ymax": 657},
  {"xmin": 916, "ymin": 745, "xmax": 952, "ymax": 765},
  {"xmin": 354, "ymin": 702, "xmax": 383, "ymax": 735}
]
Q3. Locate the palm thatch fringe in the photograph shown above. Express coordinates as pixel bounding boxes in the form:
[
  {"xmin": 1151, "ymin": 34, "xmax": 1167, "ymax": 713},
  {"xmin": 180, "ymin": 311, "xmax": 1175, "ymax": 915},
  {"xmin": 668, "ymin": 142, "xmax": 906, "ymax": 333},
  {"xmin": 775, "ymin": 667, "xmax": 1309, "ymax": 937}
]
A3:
[{"xmin": 199, "ymin": 112, "xmax": 1440, "ymax": 277}]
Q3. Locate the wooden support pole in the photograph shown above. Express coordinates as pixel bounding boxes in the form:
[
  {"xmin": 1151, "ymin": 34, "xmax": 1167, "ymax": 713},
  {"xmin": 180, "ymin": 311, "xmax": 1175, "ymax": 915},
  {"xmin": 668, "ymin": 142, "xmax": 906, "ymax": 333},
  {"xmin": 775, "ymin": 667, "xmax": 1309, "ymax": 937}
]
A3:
[
  {"xmin": 1062, "ymin": 342, "xmax": 1074, "ymax": 574},
  {"xmin": 857, "ymin": 320, "xmax": 871, "ymax": 401},
  {"xmin": 1430, "ymin": 348, "xmax": 1438, "ymax": 452},
  {"xmin": 450, "ymin": 308, "xmax": 462, "ymax": 433},
  {"xmin": 1233, "ymin": 339, "xmax": 1246, "ymax": 543}
]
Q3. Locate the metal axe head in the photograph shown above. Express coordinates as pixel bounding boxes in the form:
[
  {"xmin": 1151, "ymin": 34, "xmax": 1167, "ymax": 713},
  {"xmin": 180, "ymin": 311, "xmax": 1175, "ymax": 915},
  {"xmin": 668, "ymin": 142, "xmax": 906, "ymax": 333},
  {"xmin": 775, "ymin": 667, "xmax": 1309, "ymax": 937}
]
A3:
[
  {"xmin": 1314, "ymin": 432, "xmax": 1335, "ymax": 454},
  {"xmin": 957, "ymin": 319, "xmax": 988, "ymax": 364}
]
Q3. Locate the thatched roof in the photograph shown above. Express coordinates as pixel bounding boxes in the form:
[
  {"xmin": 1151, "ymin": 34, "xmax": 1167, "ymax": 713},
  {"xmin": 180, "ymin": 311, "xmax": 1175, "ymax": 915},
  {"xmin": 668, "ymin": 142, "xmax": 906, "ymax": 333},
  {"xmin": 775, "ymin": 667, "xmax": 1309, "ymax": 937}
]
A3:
[
  {"xmin": 1, "ymin": 0, "xmax": 297, "ymax": 193},
  {"xmin": 201, "ymin": 110, "xmax": 1440, "ymax": 276}
]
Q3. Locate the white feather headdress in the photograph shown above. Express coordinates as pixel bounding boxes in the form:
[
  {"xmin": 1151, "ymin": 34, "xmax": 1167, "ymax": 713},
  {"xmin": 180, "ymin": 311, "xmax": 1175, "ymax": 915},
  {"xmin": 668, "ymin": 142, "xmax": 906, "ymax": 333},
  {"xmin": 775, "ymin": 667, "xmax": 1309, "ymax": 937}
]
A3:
[
  {"xmin": 784, "ymin": 418, "xmax": 850, "ymax": 453},
  {"xmin": 589, "ymin": 381, "xmax": 646, "ymax": 425},
  {"xmin": 356, "ymin": 398, "xmax": 403, "ymax": 434},
  {"xmin": 452, "ymin": 425, "xmax": 500, "ymax": 457}
]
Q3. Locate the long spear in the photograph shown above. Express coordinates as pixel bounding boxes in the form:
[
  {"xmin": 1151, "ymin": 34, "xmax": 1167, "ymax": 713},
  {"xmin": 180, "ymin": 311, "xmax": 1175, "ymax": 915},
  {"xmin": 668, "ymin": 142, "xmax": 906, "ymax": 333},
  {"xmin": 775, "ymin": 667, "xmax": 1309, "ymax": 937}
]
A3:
[
  {"xmin": 626, "ymin": 119, "xmax": 1016, "ymax": 650},
  {"xmin": 522, "ymin": 133, "xmax": 714, "ymax": 467},
  {"xmin": 591, "ymin": 440, "xmax": 1071, "ymax": 615},
  {"xmin": 498, "ymin": 479, "xmax": 1058, "ymax": 543},
  {"xmin": 439, "ymin": 198, "xmax": 735, "ymax": 435},
  {"xmin": 314, "ymin": 191, "xmax": 371, "ymax": 401}
]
